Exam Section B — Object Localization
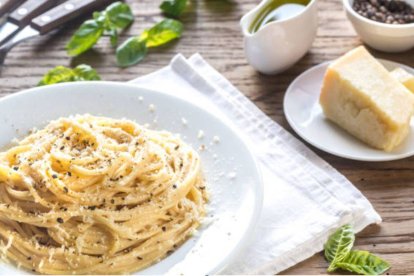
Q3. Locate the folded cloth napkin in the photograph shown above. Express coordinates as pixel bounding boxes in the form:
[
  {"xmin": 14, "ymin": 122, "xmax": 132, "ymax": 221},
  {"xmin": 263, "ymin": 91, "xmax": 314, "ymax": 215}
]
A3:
[{"xmin": 130, "ymin": 54, "xmax": 381, "ymax": 274}]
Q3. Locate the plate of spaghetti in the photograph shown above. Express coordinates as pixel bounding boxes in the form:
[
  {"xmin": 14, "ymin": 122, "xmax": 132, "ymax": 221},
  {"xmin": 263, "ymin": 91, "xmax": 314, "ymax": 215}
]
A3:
[{"xmin": 0, "ymin": 82, "xmax": 263, "ymax": 275}]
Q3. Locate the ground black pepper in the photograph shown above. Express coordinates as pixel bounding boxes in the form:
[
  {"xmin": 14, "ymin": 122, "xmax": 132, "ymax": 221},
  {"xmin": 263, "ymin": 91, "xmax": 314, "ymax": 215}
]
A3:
[
  {"xmin": 353, "ymin": 0, "xmax": 414, "ymax": 24},
  {"xmin": 57, "ymin": 217, "xmax": 64, "ymax": 223}
]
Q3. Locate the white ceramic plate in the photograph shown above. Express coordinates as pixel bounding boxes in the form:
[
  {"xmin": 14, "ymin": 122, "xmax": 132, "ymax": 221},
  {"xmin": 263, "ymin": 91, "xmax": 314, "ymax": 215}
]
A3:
[
  {"xmin": 0, "ymin": 82, "xmax": 263, "ymax": 275},
  {"xmin": 284, "ymin": 59, "xmax": 414, "ymax": 161}
]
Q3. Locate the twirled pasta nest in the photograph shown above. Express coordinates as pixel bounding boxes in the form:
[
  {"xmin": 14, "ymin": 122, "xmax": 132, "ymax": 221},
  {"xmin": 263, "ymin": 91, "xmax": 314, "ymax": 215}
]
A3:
[{"xmin": 0, "ymin": 114, "xmax": 207, "ymax": 274}]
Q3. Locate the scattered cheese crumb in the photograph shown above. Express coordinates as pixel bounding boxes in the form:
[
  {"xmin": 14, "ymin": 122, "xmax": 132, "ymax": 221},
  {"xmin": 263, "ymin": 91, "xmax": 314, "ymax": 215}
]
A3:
[
  {"xmin": 148, "ymin": 104, "xmax": 156, "ymax": 112},
  {"xmin": 1, "ymin": 236, "xmax": 13, "ymax": 255},
  {"xmin": 213, "ymin": 154, "xmax": 218, "ymax": 159},
  {"xmin": 181, "ymin": 118, "xmax": 188, "ymax": 126},
  {"xmin": 138, "ymin": 96, "xmax": 144, "ymax": 102},
  {"xmin": 49, "ymin": 249, "xmax": 55, "ymax": 262},
  {"xmin": 213, "ymin": 136, "xmax": 220, "ymax": 143},
  {"xmin": 227, "ymin": 172, "xmax": 237, "ymax": 179},
  {"xmin": 197, "ymin": 130, "xmax": 204, "ymax": 139},
  {"xmin": 199, "ymin": 144, "xmax": 206, "ymax": 151}
]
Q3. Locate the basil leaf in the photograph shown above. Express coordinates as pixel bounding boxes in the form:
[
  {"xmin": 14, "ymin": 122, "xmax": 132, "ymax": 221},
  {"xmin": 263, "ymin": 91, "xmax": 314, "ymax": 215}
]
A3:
[
  {"xmin": 107, "ymin": 27, "xmax": 119, "ymax": 48},
  {"xmin": 115, "ymin": 19, "xmax": 182, "ymax": 67},
  {"xmin": 116, "ymin": 37, "xmax": 148, "ymax": 67},
  {"xmin": 160, "ymin": 0, "xmax": 188, "ymax": 18},
  {"xmin": 324, "ymin": 224, "xmax": 355, "ymax": 272},
  {"xmin": 105, "ymin": 2, "xmax": 134, "ymax": 29},
  {"xmin": 141, "ymin": 19, "xmax": 183, "ymax": 48},
  {"xmin": 72, "ymin": 64, "xmax": 101, "ymax": 82},
  {"xmin": 93, "ymin": 11, "xmax": 106, "ymax": 24},
  {"xmin": 66, "ymin": 20, "xmax": 104, "ymax": 56},
  {"xmin": 38, "ymin": 65, "xmax": 100, "ymax": 86},
  {"xmin": 38, "ymin": 66, "xmax": 74, "ymax": 86},
  {"xmin": 336, "ymin": 250, "xmax": 391, "ymax": 275}
]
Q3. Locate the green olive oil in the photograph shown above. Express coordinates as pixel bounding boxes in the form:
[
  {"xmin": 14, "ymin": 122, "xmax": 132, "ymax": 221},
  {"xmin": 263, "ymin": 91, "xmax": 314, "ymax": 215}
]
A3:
[{"xmin": 249, "ymin": 0, "xmax": 310, "ymax": 33}]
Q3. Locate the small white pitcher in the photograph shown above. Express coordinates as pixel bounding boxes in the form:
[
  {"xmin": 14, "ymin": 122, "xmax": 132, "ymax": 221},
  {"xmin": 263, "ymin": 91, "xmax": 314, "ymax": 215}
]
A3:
[{"xmin": 240, "ymin": 0, "xmax": 319, "ymax": 75}]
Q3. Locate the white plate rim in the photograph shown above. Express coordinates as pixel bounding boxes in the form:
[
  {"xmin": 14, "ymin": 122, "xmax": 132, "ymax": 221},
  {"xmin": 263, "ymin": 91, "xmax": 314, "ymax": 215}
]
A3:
[
  {"xmin": 0, "ymin": 81, "xmax": 264, "ymax": 275},
  {"xmin": 283, "ymin": 59, "xmax": 414, "ymax": 162}
]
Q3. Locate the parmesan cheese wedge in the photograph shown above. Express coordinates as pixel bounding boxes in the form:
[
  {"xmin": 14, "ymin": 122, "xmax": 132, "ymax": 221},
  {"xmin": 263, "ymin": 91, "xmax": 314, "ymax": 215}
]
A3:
[
  {"xmin": 390, "ymin": 67, "xmax": 414, "ymax": 94},
  {"xmin": 320, "ymin": 46, "xmax": 414, "ymax": 152}
]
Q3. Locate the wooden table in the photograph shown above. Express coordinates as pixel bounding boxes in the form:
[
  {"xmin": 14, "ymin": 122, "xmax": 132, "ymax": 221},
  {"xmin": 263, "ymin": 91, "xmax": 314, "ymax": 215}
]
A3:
[{"xmin": 0, "ymin": 0, "xmax": 413, "ymax": 274}]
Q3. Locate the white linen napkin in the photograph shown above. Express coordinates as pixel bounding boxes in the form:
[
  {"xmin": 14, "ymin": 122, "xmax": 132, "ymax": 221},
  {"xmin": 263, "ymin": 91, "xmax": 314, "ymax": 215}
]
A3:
[{"xmin": 130, "ymin": 54, "xmax": 381, "ymax": 274}]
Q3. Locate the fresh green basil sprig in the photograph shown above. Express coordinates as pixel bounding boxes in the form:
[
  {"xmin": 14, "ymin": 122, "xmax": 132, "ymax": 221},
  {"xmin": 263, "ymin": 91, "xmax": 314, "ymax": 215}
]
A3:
[
  {"xmin": 336, "ymin": 250, "xmax": 392, "ymax": 275},
  {"xmin": 160, "ymin": 0, "xmax": 188, "ymax": 18},
  {"xmin": 324, "ymin": 225, "xmax": 390, "ymax": 275},
  {"xmin": 324, "ymin": 224, "xmax": 355, "ymax": 271},
  {"xmin": 66, "ymin": 2, "xmax": 134, "ymax": 57},
  {"xmin": 116, "ymin": 19, "xmax": 183, "ymax": 67},
  {"xmin": 38, "ymin": 64, "xmax": 101, "ymax": 86}
]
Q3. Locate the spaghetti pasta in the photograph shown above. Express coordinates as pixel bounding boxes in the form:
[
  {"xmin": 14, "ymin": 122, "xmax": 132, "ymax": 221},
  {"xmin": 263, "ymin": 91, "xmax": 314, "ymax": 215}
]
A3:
[{"xmin": 0, "ymin": 114, "xmax": 207, "ymax": 274}]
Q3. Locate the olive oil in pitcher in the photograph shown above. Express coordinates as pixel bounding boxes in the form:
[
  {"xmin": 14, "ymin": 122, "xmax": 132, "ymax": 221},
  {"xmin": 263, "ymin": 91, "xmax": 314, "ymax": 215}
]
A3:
[{"xmin": 249, "ymin": 0, "xmax": 310, "ymax": 33}]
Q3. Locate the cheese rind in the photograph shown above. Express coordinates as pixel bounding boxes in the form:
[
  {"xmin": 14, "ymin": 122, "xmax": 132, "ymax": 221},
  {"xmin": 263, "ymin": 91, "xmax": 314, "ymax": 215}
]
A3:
[
  {"xmin": 390, "ymin": 67, "xmax": 414, "ymax": 94},
  {"xmin": 320, "ymin": 46, "xmax": 414, "ymax": 152}
]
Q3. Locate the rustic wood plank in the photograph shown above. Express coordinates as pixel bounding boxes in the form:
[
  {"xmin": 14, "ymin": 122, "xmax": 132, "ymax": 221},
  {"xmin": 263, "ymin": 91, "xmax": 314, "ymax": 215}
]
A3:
[{"xmin": 0, "ymin": 0, "xmax": 413, "ymax": 274}]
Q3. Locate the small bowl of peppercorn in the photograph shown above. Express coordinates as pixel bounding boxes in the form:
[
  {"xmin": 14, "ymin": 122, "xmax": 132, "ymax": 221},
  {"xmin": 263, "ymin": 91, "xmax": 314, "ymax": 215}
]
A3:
[{"xmin": 343, "ymin": 0, "xmax": 414, "ymax": 52}]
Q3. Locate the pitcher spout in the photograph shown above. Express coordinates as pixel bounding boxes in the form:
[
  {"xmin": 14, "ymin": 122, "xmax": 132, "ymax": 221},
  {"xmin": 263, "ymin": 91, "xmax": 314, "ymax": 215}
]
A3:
[{"xmin": 240, "ymin": 0, "xmax": 271, "ymax": 38}]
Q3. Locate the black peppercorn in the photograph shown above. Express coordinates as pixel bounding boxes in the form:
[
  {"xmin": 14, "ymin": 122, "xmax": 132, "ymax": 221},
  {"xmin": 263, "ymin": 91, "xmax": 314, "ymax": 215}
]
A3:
[{"xmin": 353, "ymin": 0, "xmax": 414, "ymax": 24}]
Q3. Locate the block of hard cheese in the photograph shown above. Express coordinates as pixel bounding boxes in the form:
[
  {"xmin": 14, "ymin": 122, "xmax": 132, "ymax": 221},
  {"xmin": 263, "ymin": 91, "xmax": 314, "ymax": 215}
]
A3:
[
  {"xmin": 390, "ymin": 67, "xmax": 414, "ymax": 94},
  {"xmin": 320, "ymin": 46, "xmax": 414, "ymax": 152}
]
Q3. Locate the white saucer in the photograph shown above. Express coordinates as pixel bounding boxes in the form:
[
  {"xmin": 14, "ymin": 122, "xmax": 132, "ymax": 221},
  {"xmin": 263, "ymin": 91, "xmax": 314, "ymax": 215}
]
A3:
[{"xmin": 284, "ymin": 59, "xmax": 414, "ymax": 162}]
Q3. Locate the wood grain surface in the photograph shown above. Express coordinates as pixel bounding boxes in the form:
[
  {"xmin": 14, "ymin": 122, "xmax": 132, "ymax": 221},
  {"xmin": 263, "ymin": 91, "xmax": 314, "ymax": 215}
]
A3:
[{"xmin": 0, "ymin": 0, "xmax": 413, "ymax": 274}]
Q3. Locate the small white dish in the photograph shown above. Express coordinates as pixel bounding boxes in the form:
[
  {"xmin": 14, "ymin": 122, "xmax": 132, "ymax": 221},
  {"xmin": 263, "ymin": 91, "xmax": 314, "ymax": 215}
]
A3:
[
  {"xmin": 240, "ymin": 0, "xmax": 318, "ymax": 75},
  {"xmin": 0, "ymin": 82, "xmax": 263, "ymax": 275},
  {"xmin": 284, "ymin": 59, "xmax": 414, "ymax": 161},
  {"xmin": 343, "ymin": 0, "xmax": 414, "ymax": 52}
]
